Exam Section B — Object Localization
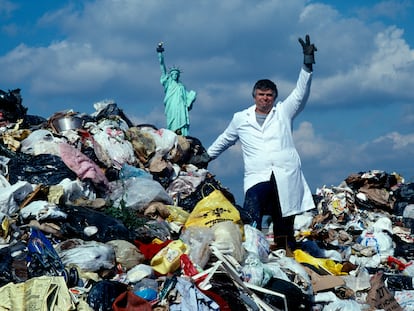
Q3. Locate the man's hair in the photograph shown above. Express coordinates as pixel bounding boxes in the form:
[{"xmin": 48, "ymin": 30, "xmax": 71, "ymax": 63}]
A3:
[{"xmin": 252, "ymin": 79, "xmax": 278, "ymax": 98}]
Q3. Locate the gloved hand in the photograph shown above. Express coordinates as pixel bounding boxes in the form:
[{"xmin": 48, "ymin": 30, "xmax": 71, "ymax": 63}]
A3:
[{"xmin": 298, "ymin": 35, "xmax": 317, "ymax": 69}]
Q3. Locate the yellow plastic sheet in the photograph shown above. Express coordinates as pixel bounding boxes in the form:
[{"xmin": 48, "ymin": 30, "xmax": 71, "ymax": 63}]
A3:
[{"xmin": 293, "ymin": 249, "xmax": 347, "ymax": 276}]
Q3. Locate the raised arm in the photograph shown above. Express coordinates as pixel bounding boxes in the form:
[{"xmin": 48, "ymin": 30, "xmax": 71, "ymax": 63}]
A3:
[{"xmin": 156, "ymin": 42, "xmax": 167, "ymax": 76}]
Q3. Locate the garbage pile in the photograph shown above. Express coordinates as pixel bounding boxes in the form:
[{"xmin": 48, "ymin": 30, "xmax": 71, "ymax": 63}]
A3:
[{"xmin": 1, "ymin": 88, "xmax": 414, "ymax": 311}]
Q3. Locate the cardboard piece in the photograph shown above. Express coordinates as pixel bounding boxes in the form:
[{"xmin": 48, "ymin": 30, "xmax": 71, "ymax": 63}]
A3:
[
  {"xmin": 303, "ymin": 266, "xmax": 345, "ymax": 293},
  {"xmin": 366, "ymin": 271, "xmax": 403, "ymax": 311}
]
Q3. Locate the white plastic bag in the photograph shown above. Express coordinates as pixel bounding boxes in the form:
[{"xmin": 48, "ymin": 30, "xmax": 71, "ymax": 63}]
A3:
[
  {"xmin": 109, "ymin": 176, "xmax": 173, "ymax": 212},
  {"xmin": 211, "ymin": 221, "xmax": 244, "ymax": 263},
  {"xmin": 0, "ymin": 178, "xmax": 34, "ymax": 215},
  {"xmin": 140, "ymin": 127, "xmax": 177, "ymax": 157},
  {"xmin": 91, "ymin": 119, "xmax": 136, "ymax": 168},
  {"xmin": 180, "ymin": 226, "xmax": 214, "ymax": 269},
  {"xmin": 243, "ymin": 224, "xmax": 270, "ymax": 262},
  {"xmin": 55, "ymin": 239, "xmax": 116, "ymax": 272},
  {"xmin": 20, "ymin": 129, "xmax": 62, "ymax": 156},
  {"xmin": 359, "ymin": 227, "xmax": 394, "ymax": 261},
  {"xmin": 241, "ymin": 252, "xmax": 273, "ymax": 286},
  {"xmin": 20, "ymin": 200, "xmax": 67, "ymax": 221}
]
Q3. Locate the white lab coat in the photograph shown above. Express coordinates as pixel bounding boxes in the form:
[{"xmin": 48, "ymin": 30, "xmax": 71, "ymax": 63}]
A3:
[{"xmin": 207, "ymin": 67, "xmax": 315, "ymax": 216}]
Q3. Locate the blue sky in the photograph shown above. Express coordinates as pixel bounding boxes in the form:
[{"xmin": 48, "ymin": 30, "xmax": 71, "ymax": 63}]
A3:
[{"xmin": 1, "ymin": 0, "xmax": 414, "ymax": 205}]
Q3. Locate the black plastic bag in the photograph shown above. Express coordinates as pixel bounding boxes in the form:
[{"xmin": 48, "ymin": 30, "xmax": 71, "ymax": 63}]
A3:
[
  {"xmin": 385, "ymin": 274, "xmax": 414, "ymax": 290},
  {"xmin": 0, "ymin": 247, "xmax": 15, "ymax": 287},
  {"xmin": 393, "ymin": 235, "xmax": 414, "ymax": 259},
  {"xmin": 208, "ymin": 273, "xmax": 249, "ymax": 311},
  {"xmin": 0, "ymin": 141, "xmax": 17, "ymax": 158},
  {"xmin": 87, "ymin": 280, "xmax": 128, "ymax": 311},
  {"xmin": 259, "ymin": 278, "xmax": 312, "ymax": 311},
  {"xmin": 394, "ymin": 183, "xmax": 414, "ymax": 204},
  {"xmin": 59, "ymin": 205, "xmax": 131, "ymax": 243},
  {"xmin": 132, "ymin": 218, "xmax": 173, "ymax": 243},
  {"xmin": 0, "ymin": 88, "xmax": 28, "ymax": 122},
  {"xmin": 183, "ymin": 136, "xmax": 211, "ymax": 169},
  {"xmin": 21, "ymin": 114, "xmax": 48, "ymax": 129},
  {"xmin": 177, "ymin": 174, "xmax": 236, "ymax": 212},
  {"xmin": 8, "ymin": 153, "xmax": 77, "ymax": 185},
  {"xmin": 94, "ymin": 102, "xmax": 134, "ymax": 128}
]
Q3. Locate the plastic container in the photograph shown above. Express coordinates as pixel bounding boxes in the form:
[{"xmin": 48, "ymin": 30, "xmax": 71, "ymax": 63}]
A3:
[{"xmin": 150, "ymin": 240, "xmax": 188, "ymax": 274}]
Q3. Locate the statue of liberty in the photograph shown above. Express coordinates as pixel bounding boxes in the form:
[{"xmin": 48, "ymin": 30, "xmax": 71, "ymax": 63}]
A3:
[{"xmin": 156, "ymin": 42, "xmax": 196, "ymax": 136}]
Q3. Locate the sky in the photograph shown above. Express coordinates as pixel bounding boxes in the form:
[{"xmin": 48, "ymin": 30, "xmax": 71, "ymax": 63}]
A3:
[{"xmin": 1, "ymin": 0, "xmax": 414, "ymax": 205}]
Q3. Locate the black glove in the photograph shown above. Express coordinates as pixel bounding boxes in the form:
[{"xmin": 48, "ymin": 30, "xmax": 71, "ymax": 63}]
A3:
[{"xmin": 298, "ymin": 35, "xmax": 317, "ymax": 68}]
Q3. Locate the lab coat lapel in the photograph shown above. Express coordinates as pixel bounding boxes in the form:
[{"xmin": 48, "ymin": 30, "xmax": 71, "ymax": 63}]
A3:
[{"xmin": 245, "ymin": 105, "xmax": 262, "ymax": 130}]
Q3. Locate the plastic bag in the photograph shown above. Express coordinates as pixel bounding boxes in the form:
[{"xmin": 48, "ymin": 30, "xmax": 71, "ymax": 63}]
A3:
[
  {"xmin": 0, "ymin": 178, "xmax": 34, "ymax": 215},
  {"xmin": 91, "ymin": 119, "xmax": 136, "ymax": 169},
  {"xmin": 20, "ymin": 129, "xmax": 62, "ymax": 156},
  {"xmin": 20, "ymin": 200, "xmax": 67, "ymax": 222},
  {"xmin": 166, "ymin": 205, "xmax": 190, "ymax": 226},
  {"xmin": 106, "ymin": 240, "xmax": 145, "ymax": 271},
  {"xmin": 243, "ymin": 224, "xmax": 270, "ymax": 262},
  {"xmin": 0, "ymin": 247, "xmax": 14, "ymax": 287},
  {"xmin": 184, "ymin": 188, "xmax": 242, "ymax": 230},
  {"xmin": 109, "ymin": 177, "xmax": 173, "ymax": 213},
  {"xmin": 139, "ymin": 127, "xmax": 177, "ymax": 157},
  {"xmin": 180, "ymin": 226, "xmax": 214, "ymax": 268},
  {"xmin": 260, "ymin": 277, "xmax": 313, "ymax": 311},
  {"xmin": 93, "ymin": 101, "xmax": 134, "ymax": 127},
  {"xmin": 358, "ymin": 227, "xmax": 394, "ymax": 261},
  {"xmin": 211, "ymin": 221, "xmax": 244, "ymax": 263},
  {"xmin": 133, "ymin": 278, "xmax": 159, "ymax": 301},
  {"xmin": 119, "ymin": 163, "xmax": 152, "ymax": 180},
  {"xmin": 0, "ymin": 88, "xmax": 27, "ymax": 122},
  {"xmin": 87, "ymin": 280, "xmax": 128, "ymax": 311},
  {"xmin": 27, "ymin": 227, "xmax": 65, "ymax": 278},
  {"xmin": 8, "ymin": 153, "xmax": 77, "ymax": 186},
  {"xmin": 126, "ymin": 264, "xmax": 154, "ymax": 283},
  {"xmin": 59, "ymin": 205, "xmax": 131, "ymax": 242},
  {"xmin": 268, "ymin": 250, "xmax": 313, "ymax": 295},
  {"xmin": 55, "ymin": 238, "xmax": 116, "ymax": 272},
  {"xmin": 293, "ymin": 249, "xmax": 346, "ymax": 276},
  {"xmin": 241, "ymin": 252, "xmax": 272, "ymax": 286},
  {"xmin": 177, "ymin": 175, "xmax": 236, "ymax": 212}
]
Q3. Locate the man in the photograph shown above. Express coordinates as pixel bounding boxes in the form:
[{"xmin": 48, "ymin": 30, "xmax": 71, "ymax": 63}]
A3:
[
  {"xmin": 156, "ymin": 43, "xmax": 197, "ymax": 136},
  {"xmin": 207, "ymin": 35, "xmax": 317, "ymax": 251}
]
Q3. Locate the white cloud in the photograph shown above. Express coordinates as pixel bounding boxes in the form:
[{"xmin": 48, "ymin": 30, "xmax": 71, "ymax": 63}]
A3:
[
  {"xmin": 371, "ymin": 131, "xmax": 414, "ymax": 151},
  {"xmin": 310, "ymin": 25, "xmax": 414, "ymax": 107},
  {"xmin": 0, "ymin": 0, "xmax": 17, "ymax": 16},
  {"xmin": 294, "ymin": 121, "xmax": 349, "ymax": 167},
  {"xmin": 358, "ymin": 0, "xmax": 413, "ymax": 20}
]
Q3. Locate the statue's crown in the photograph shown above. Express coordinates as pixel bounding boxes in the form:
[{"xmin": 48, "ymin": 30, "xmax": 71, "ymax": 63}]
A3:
[{"xmin": 169, "ymin": 66, "xmax": 181, "ymax": 74}]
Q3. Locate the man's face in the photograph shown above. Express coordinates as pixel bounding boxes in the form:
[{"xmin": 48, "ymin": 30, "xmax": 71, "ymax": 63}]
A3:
[{"xmin": 254, "ymin": 89, "xmax": 275, "ymax": 114}]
